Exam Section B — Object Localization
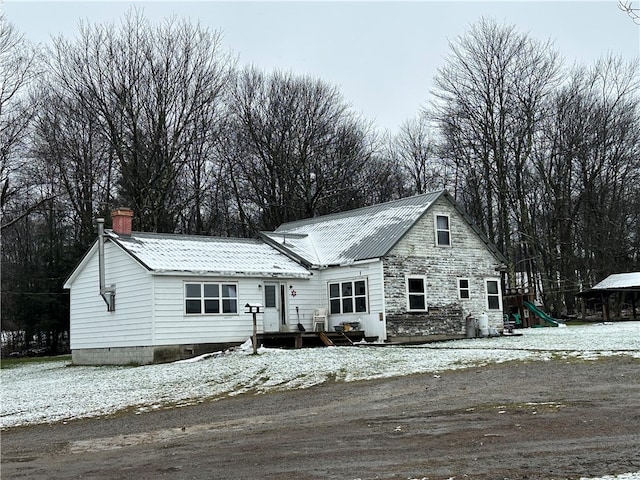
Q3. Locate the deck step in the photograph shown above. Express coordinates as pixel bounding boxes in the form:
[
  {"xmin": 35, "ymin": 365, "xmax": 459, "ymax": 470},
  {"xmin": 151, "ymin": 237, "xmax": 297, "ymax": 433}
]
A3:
[
  {"xmin": 318, "ymin": 332, "xmax": 334, "ymax": 346},
  {"xmin": 336, "ymin": 332, "xmax": 354, "ymax": 346},
  {"xmin": 319, "ymin": 331, "xmax": 355, "ymax": 346},
  {"xmin": 257, "ymin": 330, "xmax": 365, "ymax": 348}
]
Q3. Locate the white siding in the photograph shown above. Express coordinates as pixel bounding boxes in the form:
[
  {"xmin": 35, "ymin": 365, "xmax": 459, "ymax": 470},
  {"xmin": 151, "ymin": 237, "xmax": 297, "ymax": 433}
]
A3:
[
  {"xmin": 315, "ymin": 260, "xmax": 386, "ymax": 340},
  {"xmin": 152, "ymin": 276, "xmax": 313, "ymax": 344},
  {"xmin": 283, "ymin": 274, "xmax": 324, "ymax": 332},
  {"xmin": 69, "ymin": 243, "xmax": 153, "ymax": 349}
]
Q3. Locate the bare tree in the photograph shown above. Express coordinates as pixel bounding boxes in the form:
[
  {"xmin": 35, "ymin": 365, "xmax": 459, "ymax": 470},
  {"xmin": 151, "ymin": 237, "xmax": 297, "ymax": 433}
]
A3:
[
  {"xmin": 31, "ymin": 89, "xmax": 115, "ymax": 248},
  {"xmin": 530, "ymin": 55, "xmax": 640, "ymax": 313},
  {"xmin": 431, "ymin": 18, "xmax": 561, "ymax": 289},
  {"xmin": 0, "ymin": 15, "xmax": 41, "ymax": 228},
  {"xmin": 572, "ymin": 56, "xmax": 640, "ymax": 281},
  {"xmin": 174, "ymin": 103, "xmax": 238, "ymax": 236},
  {"xmin": 44, "ymin": 10, "xmax": 234, "ymax": 232},
  {"xmin": 226, "ymin": 67, "xmax": 381, "ymax": 231},
  {"xmin": 389, "ymin": 114, "xmax": 449, "ymax": 195}
]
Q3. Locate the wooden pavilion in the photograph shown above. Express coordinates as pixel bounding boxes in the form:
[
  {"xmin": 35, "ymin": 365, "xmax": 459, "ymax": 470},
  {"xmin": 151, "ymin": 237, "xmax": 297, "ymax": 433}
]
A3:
[{"xmin": 576, "ymin": 272, "xmax": 640, "ymax": 322}]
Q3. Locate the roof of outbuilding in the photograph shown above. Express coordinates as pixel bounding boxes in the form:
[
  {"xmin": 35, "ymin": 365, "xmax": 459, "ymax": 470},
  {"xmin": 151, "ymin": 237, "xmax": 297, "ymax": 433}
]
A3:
[
  {"xmin": 592, "ymin": 272, "xmax": 640, "ymax": 290},
  {"xmin": 261, "ymin": 191, "xmax": 446, "ymax": 266},
  {"xmin": 109, "ymin": 232, "xmax": 311, "ymax": 278}
]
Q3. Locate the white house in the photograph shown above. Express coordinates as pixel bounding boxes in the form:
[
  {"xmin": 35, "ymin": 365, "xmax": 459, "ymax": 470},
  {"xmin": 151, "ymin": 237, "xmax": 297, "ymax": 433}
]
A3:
[{"xmin": 64, "ymin": 191, "xmax": 507, "ymax": 365}]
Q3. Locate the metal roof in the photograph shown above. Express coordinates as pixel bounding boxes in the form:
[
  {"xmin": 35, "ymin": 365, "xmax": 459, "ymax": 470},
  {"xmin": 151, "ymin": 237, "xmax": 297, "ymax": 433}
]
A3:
[
  {"xmin": 262, "ymin": 191, "xmax": 444, "ymax": 266},
  {"xmin": 592, "ymin": 272, "xmax": 640, "ymax": 291},
  {"xmin": 110, "ymin": 232, "xmax": 311, "ymax": 278}
]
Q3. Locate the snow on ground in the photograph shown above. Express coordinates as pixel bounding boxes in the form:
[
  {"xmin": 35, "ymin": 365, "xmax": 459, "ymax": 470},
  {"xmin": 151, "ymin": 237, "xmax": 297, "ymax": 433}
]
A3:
[{"xmin": 1, "ymin": 322, "xmax": 639, "ymax": 430}]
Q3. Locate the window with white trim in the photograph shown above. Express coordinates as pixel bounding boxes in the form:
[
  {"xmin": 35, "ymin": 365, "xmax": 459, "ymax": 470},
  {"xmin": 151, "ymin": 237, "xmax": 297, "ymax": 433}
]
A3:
[
  {"xmin": 329, "ymin": 280, "xmax": 367, "ymax": 314},
  {"xmin": 185, "ymin": 282, "xmax": 238, "ymax": 315},
  {"xmin": 406, "ymin": 276, "xmax": 427, "ymax": 311},
  {"xmin": 485, "ymin": 279, "xmax": 502, "ymax": 310},
  {"xmin": 458, "ymin": 278, "xmax": 470, "ymax": 299},
  {"xmin": 435, "ymin": 214, "xmax": 451, "ymax": 246}
]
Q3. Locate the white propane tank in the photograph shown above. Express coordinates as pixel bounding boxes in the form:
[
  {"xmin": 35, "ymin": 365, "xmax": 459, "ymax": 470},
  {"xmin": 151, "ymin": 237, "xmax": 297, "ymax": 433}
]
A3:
[{"xmin": 478, "ymin": 313, "xmax": 489, "ymax": 337}]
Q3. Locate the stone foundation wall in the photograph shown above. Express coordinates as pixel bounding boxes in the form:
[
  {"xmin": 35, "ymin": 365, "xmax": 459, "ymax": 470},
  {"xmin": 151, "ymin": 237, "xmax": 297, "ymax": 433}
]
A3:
[{"xmin": 386, "ymin": 303, "xmax": 465, "ymax": 341}]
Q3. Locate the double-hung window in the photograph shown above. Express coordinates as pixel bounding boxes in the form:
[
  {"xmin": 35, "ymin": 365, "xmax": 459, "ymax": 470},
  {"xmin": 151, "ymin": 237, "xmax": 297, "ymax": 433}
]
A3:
[
  {"xmin": 185, "ymin": 282, "xmax": 238, "ymax": 314},
  {"xmin": 406, "ymin": 276, "xmax": 427, "ymax": 311},
  {"xmin": 458, "ymin": 278, "xmax": 470, "ymax": 299},
  {"xmin": 435, "ymin": 214, "xmax": 451, "ymax": 246},
  {"xmin": 329, "ymin": 280, "xmax": 367, "ymax": 314},
  {"xmin": 485, "ymin": 279, "xmax": 502, "ymax": 310}
]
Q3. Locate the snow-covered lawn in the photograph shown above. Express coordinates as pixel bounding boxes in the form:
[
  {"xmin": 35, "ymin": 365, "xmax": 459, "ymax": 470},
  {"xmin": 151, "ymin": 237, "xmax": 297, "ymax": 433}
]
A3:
[{"xmin": 1, "ymin": 322, "xmax": 639, "ymax": 430}]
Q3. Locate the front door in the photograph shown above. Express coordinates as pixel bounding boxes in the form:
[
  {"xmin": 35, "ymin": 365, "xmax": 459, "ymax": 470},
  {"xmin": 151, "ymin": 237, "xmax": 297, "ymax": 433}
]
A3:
[{"xmin": 263, "ymin": 282, "xmax": 287, "ymax": 332}]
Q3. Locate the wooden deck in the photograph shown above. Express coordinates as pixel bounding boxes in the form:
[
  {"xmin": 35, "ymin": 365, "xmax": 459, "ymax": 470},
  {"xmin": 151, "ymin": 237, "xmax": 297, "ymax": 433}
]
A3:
[{"xmin": 257, "ymin": 330, "xmax": 378, "ymax": 348}]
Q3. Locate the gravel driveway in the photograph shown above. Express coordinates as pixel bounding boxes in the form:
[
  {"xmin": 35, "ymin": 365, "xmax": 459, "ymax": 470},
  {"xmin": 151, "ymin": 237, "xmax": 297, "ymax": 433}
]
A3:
[{"xmin": 2, "ymin": 356, "xmax": 639, "ymax": 480}]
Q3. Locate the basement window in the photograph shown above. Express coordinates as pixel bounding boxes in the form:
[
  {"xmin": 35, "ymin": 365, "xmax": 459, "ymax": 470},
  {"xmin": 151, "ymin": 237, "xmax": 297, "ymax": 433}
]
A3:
[
  {"xmin": 185, "ymin": 282, "xmax": 238, "ymax": 315},
  {"xmin": 329, "ymin": 279, "xmax": 368, "ymax": 314}
]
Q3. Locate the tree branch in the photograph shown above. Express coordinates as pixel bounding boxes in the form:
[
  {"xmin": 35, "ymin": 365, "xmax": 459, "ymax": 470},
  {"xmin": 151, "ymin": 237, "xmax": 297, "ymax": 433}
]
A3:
[
  {"xmin": 0, "ymin": 195, "xmax": 58, "ymax": 231},
  {"xmin": 618, "ymin": 1, "xmax": 640, "ymax": 24}
]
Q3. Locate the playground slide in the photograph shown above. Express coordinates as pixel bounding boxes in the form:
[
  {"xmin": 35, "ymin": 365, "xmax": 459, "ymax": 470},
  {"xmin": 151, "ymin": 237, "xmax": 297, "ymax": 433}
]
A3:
[{"xmin": 523, "ymin": 301, "xmax": 564, "ymax": 327}]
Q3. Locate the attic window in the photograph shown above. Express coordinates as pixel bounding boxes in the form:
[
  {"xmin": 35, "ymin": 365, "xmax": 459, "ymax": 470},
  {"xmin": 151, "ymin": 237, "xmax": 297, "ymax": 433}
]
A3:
[
  {"xmin": 435, "ymin": 214, "xmax": 451, "ymax": 246},
  {"xmin": 185, "ymin": 282, "xmax": 238, "ymax": 315}
]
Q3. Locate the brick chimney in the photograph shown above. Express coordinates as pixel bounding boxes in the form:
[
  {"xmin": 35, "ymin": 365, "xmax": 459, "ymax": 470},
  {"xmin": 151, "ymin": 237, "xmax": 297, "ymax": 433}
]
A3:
[{"xmin": 111, "ymin": 208, "xmax": 134, "ymax": 235}]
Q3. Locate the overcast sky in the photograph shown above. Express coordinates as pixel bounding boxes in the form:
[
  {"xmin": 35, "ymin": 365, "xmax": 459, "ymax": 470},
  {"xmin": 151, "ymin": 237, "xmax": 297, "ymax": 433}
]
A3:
[{"xmin": 3, "ymin": 1, "xmax": 639, "ymax": 133}]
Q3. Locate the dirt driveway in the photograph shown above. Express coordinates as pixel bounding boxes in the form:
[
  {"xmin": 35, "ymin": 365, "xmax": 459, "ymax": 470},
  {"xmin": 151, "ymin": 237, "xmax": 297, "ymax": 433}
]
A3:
[{"xmin": 2, "ymin": 356, "xmax": 639, "ymax": 480}]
